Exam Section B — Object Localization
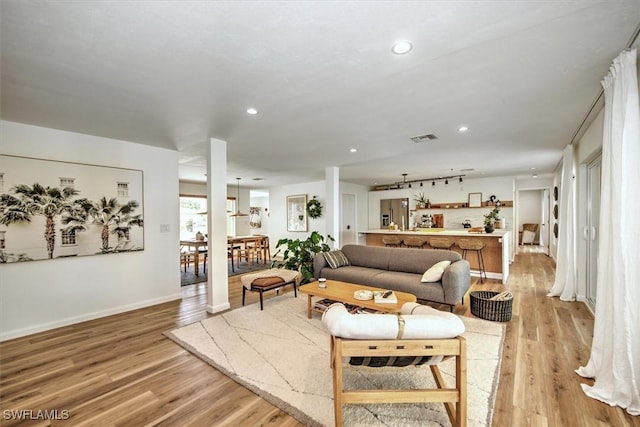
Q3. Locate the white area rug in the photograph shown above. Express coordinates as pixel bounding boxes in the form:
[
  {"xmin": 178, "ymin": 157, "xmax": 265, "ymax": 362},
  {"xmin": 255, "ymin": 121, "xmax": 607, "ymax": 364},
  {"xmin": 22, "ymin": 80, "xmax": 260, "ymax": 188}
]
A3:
[{"xmin": 166, "ymin": 294, "xmax": 505, "ymax": 426}]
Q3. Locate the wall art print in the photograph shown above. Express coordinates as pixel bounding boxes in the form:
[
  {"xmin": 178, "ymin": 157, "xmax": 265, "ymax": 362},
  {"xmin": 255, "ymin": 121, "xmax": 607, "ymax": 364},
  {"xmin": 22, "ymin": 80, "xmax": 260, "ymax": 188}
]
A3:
[
  {"xmin": 0, "ymin": 155, "xmax": 144, "ymax": 263},
  {"xmin": 287, "ymin": 194, "xmax": 307, "ymax": 232},
  {"xmin": 249, "ymin": 206, "xmax": 262, "ymax": 229}
]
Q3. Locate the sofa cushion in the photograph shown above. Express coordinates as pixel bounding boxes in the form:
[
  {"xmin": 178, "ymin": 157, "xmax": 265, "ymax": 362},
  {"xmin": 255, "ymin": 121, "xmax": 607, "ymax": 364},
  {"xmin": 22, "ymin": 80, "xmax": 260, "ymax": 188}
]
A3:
[
  {"xmin": 323, "ymin": 250, "xmax": 350, "ymax": 269},
  {"xmin": 421, "ymin": 260, "xmax": 452, "ymax": 283},
  {"xmin": 318, "ymin": 265, "xmax": 386, "ymax": 285},
  {"xmin": 341, "ymin": 245, "xmax": 391, "ymax": 270}
]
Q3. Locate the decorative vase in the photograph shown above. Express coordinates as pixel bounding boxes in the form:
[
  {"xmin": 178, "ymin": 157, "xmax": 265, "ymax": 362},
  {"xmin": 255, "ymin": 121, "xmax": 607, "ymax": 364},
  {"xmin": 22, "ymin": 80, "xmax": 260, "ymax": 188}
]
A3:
[
  {"xmin": 484, "ymin": 225, "xmax": 494, "ymax": 233},
  {"xmin": 195, "ymin": 231, "xmax": 204, "ymax": 241}
]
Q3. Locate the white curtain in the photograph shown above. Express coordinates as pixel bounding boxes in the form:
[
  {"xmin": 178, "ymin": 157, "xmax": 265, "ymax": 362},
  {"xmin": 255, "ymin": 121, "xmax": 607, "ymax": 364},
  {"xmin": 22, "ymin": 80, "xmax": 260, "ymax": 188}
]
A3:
[
  {"xmin": 576, "ymin": 49, "xmax": 640, "ymax": 416},
  {"xmin": 547, "ymin": 144, "xmax": 577, "ymax": 301}
]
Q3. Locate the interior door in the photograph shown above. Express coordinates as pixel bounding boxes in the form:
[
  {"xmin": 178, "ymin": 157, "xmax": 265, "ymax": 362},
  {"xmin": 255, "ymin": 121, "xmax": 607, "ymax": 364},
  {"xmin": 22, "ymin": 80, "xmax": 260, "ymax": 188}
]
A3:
[
  {"xmin": 586, "ymin": 156, "xmax": 601, "ymax": 309},
  {"xmin": 341, "ymin": 193, "xmax": 356, "ymax": 245}
]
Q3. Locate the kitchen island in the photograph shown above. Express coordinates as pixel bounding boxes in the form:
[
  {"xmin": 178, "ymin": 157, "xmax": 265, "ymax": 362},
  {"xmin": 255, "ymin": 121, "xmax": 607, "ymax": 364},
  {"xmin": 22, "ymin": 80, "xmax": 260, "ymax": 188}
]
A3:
[{"xmin": 360, "ymin": 228, "xmax": 511, "ymax": 283}]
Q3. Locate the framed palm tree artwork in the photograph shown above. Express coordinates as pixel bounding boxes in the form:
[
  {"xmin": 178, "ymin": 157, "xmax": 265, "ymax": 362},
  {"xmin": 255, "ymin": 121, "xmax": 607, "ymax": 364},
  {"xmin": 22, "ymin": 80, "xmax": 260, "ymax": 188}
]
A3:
[{"xmin": 0, "ymin": 155, "xmax": 144, "ymax": 263}]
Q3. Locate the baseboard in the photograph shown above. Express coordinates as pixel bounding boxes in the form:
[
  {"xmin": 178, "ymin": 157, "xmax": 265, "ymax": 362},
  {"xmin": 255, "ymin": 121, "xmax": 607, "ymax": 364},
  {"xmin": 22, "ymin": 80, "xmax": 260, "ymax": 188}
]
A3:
[
  {"xmin": 0, "ymin": 293, "xmax": 183, "ymax": 342},
  {"xmin": 470, "ymin": 271, "xmax": 503, "ymax": 281},
  {"xmin": 207, "ymin": 302, "xmax": 231, "ymax": 314}
]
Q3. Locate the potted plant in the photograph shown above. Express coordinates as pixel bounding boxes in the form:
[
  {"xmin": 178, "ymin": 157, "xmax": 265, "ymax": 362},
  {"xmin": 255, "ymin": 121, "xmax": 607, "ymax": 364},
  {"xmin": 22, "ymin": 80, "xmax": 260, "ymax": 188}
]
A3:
[
  {"xmin": 271, "ymin": 231, "xmax": 334, "ymax": 284},
  {"xmin": 483, "ymin": 206, "xmax": 501, "ymax": 233},
  {"xmin": 414, "ymin": 193, "xmax": 430, "ymax": 209}
]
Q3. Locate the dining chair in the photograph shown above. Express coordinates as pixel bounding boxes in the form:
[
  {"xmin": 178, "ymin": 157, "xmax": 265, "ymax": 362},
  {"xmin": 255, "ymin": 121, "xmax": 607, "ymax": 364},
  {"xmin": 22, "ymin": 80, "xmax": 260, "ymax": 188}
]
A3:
[
  {"xmin": 236, "ymin": 237, "xmax": 260, "ymax": 265},
  {"xmin": 227, "ymin": 243, "xmax": 235, "ymax": 272},
  {"xmin": 180, "ymin": 245, "xmax": 195, "ymax": 272}
]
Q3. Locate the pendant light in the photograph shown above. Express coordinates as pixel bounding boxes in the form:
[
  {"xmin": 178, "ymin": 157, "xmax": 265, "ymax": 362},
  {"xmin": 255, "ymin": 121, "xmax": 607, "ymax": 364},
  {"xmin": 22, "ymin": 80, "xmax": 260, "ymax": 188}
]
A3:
[{"xmin": 230, "ymin": 177, "xmax": 248, "ymax": 217}]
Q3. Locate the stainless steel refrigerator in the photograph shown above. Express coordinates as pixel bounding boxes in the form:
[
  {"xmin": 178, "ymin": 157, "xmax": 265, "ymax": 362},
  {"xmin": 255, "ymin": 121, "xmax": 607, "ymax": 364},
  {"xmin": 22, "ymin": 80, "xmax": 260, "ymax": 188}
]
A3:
[{"xmin": 380, "ymin": 198, "xmax": 409, "ymax": 228}]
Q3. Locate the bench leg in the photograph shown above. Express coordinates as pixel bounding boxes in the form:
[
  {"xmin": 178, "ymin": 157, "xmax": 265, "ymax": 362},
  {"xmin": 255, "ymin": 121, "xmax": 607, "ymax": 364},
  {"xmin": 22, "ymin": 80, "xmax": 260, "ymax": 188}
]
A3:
[
  {"xmin": 259, "ymin": 289, "xmax": 264, "ymax": 311},
  {"xmin": 242, "ymin": 286, "xmax": 246, "ymax": 306}
]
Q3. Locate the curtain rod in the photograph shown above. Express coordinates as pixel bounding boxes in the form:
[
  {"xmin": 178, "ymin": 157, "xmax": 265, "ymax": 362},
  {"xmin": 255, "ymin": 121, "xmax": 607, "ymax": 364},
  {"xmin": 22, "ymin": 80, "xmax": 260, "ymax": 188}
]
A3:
[{"xmin": 569, "ymin": 21, "xmax": 640, "ymax": 145}]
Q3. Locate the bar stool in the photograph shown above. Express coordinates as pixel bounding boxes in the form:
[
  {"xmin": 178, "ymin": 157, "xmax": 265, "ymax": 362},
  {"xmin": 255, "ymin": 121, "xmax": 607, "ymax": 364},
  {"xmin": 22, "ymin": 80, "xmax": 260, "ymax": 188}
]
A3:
[
  {"xmin": 381, "ymin": 236, "xmax": 402, "ymax": 247},
  {"xmin": 428, "ymin": 237, "xmax": 454, "ymax": 250},
  {"xmin": 402, "ymin": 236, "xmax": 426, "ymax": 249},
  {"xmin": 457, "ymin": 238, "xmax": 487, "ymax": 283}
]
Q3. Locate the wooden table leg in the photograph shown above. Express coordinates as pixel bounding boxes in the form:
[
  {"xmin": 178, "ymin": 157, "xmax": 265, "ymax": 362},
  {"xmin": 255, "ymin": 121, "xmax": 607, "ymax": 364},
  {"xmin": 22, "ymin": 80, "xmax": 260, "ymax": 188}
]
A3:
[
  {"xmin": 193, "ymin": 250, "xmax": 200, "ymax": 276},
  {"xmin": 306, "ymin": 295, "xmax": 313, "ymax": 319}
]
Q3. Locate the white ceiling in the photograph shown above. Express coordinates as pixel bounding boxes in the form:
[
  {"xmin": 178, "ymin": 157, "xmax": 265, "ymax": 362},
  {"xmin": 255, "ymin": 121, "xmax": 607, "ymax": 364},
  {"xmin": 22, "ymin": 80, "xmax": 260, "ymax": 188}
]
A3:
[{"xmin": 2, "ymin": 1, "xmax": 639, "ymax": 189}]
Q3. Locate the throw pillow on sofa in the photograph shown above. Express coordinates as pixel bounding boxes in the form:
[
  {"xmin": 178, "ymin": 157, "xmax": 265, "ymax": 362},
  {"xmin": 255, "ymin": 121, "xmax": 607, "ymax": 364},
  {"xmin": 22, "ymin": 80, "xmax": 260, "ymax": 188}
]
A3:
[
  {"xmin": 323, "ymin": 250, "xmax": 350, "ymax": 269},
  {"xmin": 421, "ymin": 260, "xmax": 451, "ymax": 283}
]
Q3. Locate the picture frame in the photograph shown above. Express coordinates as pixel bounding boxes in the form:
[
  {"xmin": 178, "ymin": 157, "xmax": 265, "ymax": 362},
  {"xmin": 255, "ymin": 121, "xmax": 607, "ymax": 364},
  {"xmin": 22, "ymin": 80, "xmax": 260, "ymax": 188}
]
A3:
[
  {"xmin": 287, "ymin": 194, "xmax": 308, "ymax": 232},
  {"xmin": 0, "ymin": 155, "xmax": 144, "ymax": 263},
  {"xmin": 468, "ymin": 192, "xmax": 482, "ymax": 208}
]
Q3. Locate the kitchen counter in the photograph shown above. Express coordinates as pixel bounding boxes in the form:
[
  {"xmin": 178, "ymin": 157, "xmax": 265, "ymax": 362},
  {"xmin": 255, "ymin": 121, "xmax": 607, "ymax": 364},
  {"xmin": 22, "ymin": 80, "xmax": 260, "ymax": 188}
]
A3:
[
  {"xmin": 360, "ymin": 228, "xmax": 511, "ymax": 237},
  {"xmin": 360, "ymin": 228, "xmax": 511, "ymax": 283}
]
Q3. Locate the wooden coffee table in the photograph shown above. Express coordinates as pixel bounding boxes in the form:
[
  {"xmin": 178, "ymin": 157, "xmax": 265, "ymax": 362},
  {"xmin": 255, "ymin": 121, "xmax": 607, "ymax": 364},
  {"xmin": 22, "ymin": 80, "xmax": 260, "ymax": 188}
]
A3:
[{"xmin": 298, "ymin": 279, "xmax": 417, "ymax": 319}]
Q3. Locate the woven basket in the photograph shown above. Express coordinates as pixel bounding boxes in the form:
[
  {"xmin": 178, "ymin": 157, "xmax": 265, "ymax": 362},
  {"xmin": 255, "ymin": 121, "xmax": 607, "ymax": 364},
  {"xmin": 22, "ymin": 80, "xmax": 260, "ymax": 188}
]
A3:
[{"xmin": 470, "ymin": 291, "xmax": 513, "ymax": 322}]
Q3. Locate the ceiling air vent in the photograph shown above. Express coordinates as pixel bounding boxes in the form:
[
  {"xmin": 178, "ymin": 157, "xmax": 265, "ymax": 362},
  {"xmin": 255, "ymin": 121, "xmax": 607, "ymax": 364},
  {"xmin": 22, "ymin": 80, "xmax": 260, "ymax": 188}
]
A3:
[{"xmin": 410, "ymin": 133, "xmax": 438, "ymax": 143}]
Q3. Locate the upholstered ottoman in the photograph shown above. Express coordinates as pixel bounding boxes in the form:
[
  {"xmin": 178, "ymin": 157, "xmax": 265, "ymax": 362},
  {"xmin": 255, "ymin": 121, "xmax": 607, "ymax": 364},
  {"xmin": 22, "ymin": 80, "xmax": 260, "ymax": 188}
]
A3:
[{"xmin": 241, "ymin": 269, "xmax": 301, "ymax": 310}]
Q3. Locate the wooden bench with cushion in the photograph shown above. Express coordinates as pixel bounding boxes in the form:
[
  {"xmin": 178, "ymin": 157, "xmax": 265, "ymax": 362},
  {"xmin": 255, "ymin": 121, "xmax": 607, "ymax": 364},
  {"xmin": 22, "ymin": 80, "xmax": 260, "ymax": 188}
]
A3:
[{"xmin": 242, "ymin": 276, "xmax": 297, "ymax": 310}]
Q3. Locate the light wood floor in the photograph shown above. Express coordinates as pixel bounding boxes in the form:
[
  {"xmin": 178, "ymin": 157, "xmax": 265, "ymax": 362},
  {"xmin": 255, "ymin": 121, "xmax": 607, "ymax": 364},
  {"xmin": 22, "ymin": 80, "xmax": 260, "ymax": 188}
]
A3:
[{"xmin": 1, "ymin": 253, "xmax": 638, "ymax": 426}]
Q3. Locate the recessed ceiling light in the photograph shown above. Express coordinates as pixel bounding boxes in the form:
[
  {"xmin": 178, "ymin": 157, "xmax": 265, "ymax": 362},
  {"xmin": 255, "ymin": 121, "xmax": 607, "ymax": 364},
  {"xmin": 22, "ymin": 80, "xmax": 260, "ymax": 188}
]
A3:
[
  {"xmin": 349, "ymin": 148, "xmax": 357, "ymax": 153},
  {"xmin": 391, "ymin": 40, "xmax": 413, "ymax": 55},
  {"xmin": 246, "ymin": 107, "xmax": 258, "ymax": 115},
  {"xmin": 457, "ymin": 126, "xmax": 469, "ymax": 132}
]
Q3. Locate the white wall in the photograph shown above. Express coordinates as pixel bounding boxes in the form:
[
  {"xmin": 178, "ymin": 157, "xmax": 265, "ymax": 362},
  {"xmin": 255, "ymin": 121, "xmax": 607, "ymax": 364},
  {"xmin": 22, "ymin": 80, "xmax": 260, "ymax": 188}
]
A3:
[
  {"xmin": 0, "ymin": 121, "xmax": 181, "ymax": 341},
  {"xmin": 266, "ymin": 179, "xmax": 369, "ymax": 251},
  {"xmin": 269, "ymin": 180, "xmax": 328, "ymax": 246},
  {"xmin": 367, "ymin": 176, "xmax": 515, "ymax": 230}
]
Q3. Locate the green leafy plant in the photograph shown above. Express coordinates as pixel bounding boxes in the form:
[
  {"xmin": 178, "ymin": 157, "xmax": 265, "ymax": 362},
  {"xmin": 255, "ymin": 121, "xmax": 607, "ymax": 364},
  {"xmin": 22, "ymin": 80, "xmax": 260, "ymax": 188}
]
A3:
[
  {"xmin": 484, "ymin": 205, "xmax": 501, "ymax": 226},
  {"xmin": 306, "ymin": 196, "xmax": 323, "ymax": 219},
  {"xmin": 271, "ymin": 231, "xmax": 334, "ymax": 284}
]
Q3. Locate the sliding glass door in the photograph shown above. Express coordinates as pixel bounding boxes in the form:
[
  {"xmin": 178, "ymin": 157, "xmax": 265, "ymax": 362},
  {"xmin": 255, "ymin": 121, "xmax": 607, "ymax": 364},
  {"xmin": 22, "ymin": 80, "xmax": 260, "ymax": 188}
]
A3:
[{"xmin": 586, "ymin": 155, "xmax": 601, "ymax": 309}]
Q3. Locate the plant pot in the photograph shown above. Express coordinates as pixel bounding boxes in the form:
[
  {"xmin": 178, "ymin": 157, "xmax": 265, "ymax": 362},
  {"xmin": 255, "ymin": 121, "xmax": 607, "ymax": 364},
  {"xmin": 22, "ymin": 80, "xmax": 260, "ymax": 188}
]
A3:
[{"xmin": 484, "ymin": 225, "xmax": 494, "ymax": 233}]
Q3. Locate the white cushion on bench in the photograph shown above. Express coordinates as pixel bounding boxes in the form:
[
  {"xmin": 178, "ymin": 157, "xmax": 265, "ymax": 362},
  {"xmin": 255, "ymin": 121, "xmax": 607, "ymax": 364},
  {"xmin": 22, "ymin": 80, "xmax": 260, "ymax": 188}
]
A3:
[{"xmin": 322, "ymin": 302, "xmax": 465, "ymax": 340}]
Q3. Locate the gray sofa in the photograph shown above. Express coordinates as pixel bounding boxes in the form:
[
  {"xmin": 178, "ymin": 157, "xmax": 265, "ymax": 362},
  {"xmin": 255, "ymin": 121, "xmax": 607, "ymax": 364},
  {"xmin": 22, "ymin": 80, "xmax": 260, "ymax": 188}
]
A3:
[{"xmin": 313, "ymin": 244, "xmax": 470, "ymax": 309}]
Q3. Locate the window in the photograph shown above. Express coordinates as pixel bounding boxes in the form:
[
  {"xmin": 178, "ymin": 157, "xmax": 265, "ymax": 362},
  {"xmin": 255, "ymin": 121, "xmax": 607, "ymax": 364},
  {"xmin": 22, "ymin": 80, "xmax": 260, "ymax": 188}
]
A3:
[
  {"xmin": 59, "ymin": 177, "xmax": 75, "ymax": 189},
  {"xmin": 180, "ymin": 196, "xmax": 207, "ymax": 240},
  {"xmin": 117, "ymin": 182, "xmax": 129, "ymax": 197},
  {"xmin": 179, "ymin": 196, "xmax": 236, "ymax": 239},
  {"xmin": 61, "ymin": 229, "xmax": 77, "ymax": 246}
]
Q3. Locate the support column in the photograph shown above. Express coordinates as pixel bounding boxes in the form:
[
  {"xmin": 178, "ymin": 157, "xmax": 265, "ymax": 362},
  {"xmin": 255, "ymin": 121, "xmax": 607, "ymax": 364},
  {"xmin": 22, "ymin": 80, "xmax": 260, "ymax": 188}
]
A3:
[
  {"xmin": 325, "ymin": 166, "xmax": 340, "ymax": 249},
  {"xmin": 206, "ymin": 138, "xmax": 230, "ymax": 313}
]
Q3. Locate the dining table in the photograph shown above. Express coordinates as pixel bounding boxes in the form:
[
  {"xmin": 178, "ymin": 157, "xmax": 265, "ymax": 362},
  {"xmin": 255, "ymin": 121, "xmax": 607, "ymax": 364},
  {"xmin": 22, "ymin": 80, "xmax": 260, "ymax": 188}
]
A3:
[{"xmin": 180, "ymin": 235, "xmax": 269, "ymax": 276}]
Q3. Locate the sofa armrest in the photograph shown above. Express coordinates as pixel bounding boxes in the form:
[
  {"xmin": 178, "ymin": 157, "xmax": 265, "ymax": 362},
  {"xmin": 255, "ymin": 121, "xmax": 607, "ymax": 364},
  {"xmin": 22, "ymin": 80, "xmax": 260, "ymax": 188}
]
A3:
[
  {"xmin": 441, "ymin": 259, "xmax": 471, "ymax": 305},
  {"xmin": 313, "ymin": 253, "xmax": 330, "ymax": 280}
]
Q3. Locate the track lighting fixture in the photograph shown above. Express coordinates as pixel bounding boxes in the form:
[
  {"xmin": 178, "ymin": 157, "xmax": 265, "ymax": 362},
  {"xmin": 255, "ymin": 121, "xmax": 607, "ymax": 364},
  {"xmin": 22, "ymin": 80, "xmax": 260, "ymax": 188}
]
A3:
[{"xmin": 374, "ymin": 174, "xmax": 465, "ymax": 190}]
